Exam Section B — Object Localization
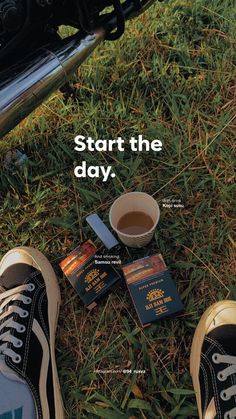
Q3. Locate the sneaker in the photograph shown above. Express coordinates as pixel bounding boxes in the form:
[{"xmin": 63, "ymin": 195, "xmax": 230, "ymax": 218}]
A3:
[
  {"xmin": 190, "ymin": 301, "xmax": 236, "ymax": 419},
  {"xmin": 0, "ymin": 247, "xmax": 64, "ymax": 419}
]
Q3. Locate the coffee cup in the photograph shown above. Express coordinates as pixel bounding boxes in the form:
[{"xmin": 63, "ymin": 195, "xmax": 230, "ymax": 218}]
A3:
[{"xmin": 109, "ymin": 192, "xmax": 160, "ymax": 248}]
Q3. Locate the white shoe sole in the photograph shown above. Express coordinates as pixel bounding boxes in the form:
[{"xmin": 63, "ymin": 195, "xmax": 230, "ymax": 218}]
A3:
[
  {"xmin": 190, "ymin": 300, "xmax": 236, "ymax": 419},
  {"xmin": 0, "ymin": 246, "xmax": 65, "ymax": 419}
]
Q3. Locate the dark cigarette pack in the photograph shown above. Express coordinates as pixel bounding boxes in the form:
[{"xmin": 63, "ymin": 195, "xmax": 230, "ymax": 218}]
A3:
[
  {"xmin": 60, "ymin": 240, "xmax": 121, "ymax": 309},
  {"xmin": 122, "ymin": 254, "xmax": 183, "ymax": 327}
]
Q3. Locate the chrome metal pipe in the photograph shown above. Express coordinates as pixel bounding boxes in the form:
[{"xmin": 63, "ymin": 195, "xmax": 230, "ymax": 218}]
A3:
[
  {"xmin": 0, "ymin": 30, "xmax": 105, "ymax": 139},
  {"xmin": 0, "ymin": 0, "xmax": 157, "ymax": 139}
]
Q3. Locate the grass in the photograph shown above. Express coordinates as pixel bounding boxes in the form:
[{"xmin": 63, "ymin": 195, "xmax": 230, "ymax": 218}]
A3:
[{"xmin": 0, "ymin": 0, "xmax": 236, "ymax": 417}]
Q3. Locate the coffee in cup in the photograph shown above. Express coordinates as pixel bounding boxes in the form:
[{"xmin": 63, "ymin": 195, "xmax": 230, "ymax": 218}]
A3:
[{"xmin": 109, "ymin": 192, "xmax": 160, "ymax": 248}]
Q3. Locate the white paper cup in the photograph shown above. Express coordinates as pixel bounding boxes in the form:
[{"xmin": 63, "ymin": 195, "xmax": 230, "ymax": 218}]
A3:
[{"xmin": 109, "ymin": 192, "xmax": 160, "ymax": 248}]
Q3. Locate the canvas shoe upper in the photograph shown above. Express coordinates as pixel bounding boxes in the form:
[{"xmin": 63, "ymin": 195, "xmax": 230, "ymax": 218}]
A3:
[
  {"xmin": 190, "ymin": 301, "xmax": 236, "ymax": 419},
  {"xmin": 0, "ymin": 247, "xmax": 64, "ymax": 419}
]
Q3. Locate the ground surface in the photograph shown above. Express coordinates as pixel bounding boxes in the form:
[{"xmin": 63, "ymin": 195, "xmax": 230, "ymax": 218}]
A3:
[{"xmin": 0, "ymin": 0, "xmax": 235, "ymax": 417}]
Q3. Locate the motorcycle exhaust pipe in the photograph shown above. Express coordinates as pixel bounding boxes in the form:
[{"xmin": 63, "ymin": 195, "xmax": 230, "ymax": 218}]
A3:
[
  {"xmin": 0, "ymin": 30, "xmax": 105, "ymax": 139},
  {"xmin": 0, "ymin": 1, "xmax": 157, "ymax": 139}
]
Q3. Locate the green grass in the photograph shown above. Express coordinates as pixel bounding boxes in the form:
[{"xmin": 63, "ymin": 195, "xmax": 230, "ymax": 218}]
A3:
[{"xmin": 0, "ymin": 0, "xmax": 236, "ymax": 417}]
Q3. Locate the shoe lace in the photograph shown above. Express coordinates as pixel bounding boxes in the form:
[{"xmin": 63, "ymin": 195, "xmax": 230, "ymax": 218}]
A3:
[
  {"xmin": 213, "ymin": 353, "xmax": 236, "ymax": 419},
  {"xmin": 0, "ymin": 283, "xmax": 34, "ymax": 364}
]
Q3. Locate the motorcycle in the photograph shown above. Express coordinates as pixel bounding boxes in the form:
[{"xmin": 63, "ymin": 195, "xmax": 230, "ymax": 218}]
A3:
[{"xmin": 0, "ymin": 0, "xmax": 158, "ymax": 138}]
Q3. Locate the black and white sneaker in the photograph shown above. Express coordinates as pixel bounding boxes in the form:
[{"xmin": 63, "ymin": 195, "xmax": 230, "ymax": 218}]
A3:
[
  {"xmin": 0, "ymin": 247, "xmax": 65, "ymax": 419},
  {"xmin": 190, "ymin": 301, "xmax": 236, "ymax": 419}
]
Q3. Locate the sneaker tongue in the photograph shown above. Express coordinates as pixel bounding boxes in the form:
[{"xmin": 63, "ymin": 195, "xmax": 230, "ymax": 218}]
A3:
[
  {"xmin": 0, "ymin": 266, "xmax": 39, "ymax": 388},
  {"xmin": 0, "ymin": 264, "xmax": 38, "ymax": 290},
  {"xmin": 208, "ymin": 325, "xmax": 236, "ymax": 355}
]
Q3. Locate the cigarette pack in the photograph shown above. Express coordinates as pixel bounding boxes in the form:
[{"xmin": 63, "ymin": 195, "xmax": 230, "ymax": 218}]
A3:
[
  {"xmin": 60, "ymin": 240, "xmax": 121, "ymax": 309},
  {"xmin": 122, "ymin": 254, "xmax": 183, "ymax": 326}
]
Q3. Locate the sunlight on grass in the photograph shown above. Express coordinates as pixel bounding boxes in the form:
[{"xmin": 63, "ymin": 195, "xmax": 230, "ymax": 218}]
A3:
[{"xmin": 0, "ymin": 0, "xmax": 235, "ymax": 417}]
